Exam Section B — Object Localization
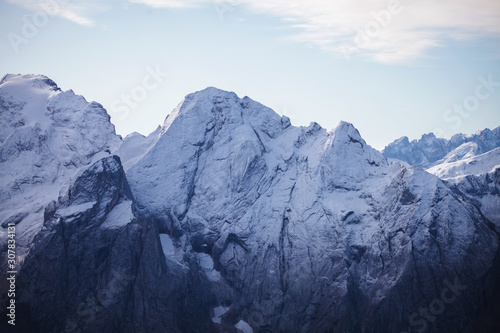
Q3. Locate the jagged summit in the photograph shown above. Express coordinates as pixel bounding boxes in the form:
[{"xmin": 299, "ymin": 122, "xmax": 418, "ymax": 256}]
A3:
[
  {"xmin": 160, "ymin": 85, "xmax": 285, "ymax": 139},
  {"xmin": 329, "ymin": 121, "xmax": 366, "ymax": 145},
  {"xmin": 0, "ymin": 73, "xmax": 60, "ymax": 90},
  {"xmin": 188, "ymin": 86, "xmax": 239, "ymax": 98},
  {"xmin": 0, "ymin": 74, "xmax": 62, "ymax": 134}
]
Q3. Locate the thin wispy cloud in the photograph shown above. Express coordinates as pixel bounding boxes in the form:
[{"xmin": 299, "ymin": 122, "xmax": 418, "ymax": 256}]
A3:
[
  {"xmin": 6, "ymin": 0, "xmax": 500, "ymax": 62},
  {"xmin": 5, "ymin": 0, "xmax": 110, "ymax": 26},
  {"xmin": 131, "ymin": 0, "xmax": 500, "ymax": 63}
]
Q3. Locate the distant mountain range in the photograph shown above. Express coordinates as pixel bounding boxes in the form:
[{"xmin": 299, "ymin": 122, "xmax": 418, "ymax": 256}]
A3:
[{"xmin": 382, "ymin": 127, "xmax": 500, "ymax": 168}]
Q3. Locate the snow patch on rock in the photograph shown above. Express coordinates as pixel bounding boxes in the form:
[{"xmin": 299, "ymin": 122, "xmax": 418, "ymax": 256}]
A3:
[
  {"xmin": 235, "ymin": 319, "xmax": 253, "ymax": 333},
  {"xmin": 197, "ymin": 252, "xmax": 221, "ymax": 282},
  {"xmin": 211, "ymin": 305, "xmax": 230, "ymax": 324},
  {"xmin": 101, "ymin": 200, "xmax": 134, "ymax": 229}
]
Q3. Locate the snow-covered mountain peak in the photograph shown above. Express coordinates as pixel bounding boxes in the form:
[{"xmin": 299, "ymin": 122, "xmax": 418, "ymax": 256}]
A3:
[
  {"xmin": 0, "ymin": 73, "xmax": 60, "ymax": 92},
  {"xmin": 394, "ymin": 135, "xmax": 410, "ymax": 145},
  {"xmin": 162, "ymin": 87, "xmax": 239, "ymax": 129},
  {"xmin": 329, "ymin": 121, "xmax": 365, "ymax": 146},
  {"xmin": 0, "ymin": 74, "xmax": 121, "ymax": 153},
  {"xmin": 0, "ymin": 74, "xmax": 62, "ymax": 134},
  {"xmin": 127, "ymin": 86, "xmax": 291, "ymax": 219},
  {"xmin": 0, "ymin": 74, "xmax": 121, "ymax": 257},
  {"xmin": 188, "ymin": 86, "xmax": 239, "ymax": 100},
  {"xmin": 161, "ymin": 86, "xmax": 284, "ymax": 138},
  {"xmin": 320, "ymin": 121, "xmax": 388, "ymax": 187},
  {"xmin": 421, "ymin": 132, "xmax": 437, "ymax": 140}
]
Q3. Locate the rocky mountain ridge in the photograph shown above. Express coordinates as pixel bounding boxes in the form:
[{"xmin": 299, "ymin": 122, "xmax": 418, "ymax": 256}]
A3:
[{"xmin": 1, "ymin": 74, "xmax": 499, "ymax": 332}]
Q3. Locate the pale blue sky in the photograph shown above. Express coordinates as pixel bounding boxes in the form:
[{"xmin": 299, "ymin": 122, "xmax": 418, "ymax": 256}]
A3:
[{"xmin": 1, "ymin": 0, "xmax": 499, "ymax": 149}]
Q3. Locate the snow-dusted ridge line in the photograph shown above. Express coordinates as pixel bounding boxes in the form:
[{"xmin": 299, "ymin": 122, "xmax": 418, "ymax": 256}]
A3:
[{"xmin": 427, "ymin": 147, "xmax": 500, "ymax": 180}]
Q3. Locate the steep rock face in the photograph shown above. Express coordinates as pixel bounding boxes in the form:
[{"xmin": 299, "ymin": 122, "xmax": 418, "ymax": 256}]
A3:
[
  {"xmin": 0, "ymin": 74, "xmax": 122, "ymax": 263},
  {"xmin": 128, "ymin": 87, "xmax": 500, "ymax": 332},
  {"xmin": 0, "ymin": 156, "xmax": 224, "ymax": 333},
  {"xmin": 382, "ymin": 127, "xmax": 500, "ymax": 168},
  {"xmin": 9, "ymin": 156, "xmax": 139, "ymax": 332}
]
